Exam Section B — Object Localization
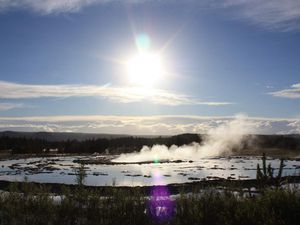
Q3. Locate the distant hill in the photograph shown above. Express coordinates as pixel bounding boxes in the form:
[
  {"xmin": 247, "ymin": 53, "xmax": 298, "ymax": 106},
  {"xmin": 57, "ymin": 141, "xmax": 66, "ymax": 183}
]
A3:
[
  {"xmin": 0, "ymin": 131, "xmax": 173, "ymax": 142},
  {"xmin": 0, "ymin": 131, "xmax": 131, "ymax": 142}
]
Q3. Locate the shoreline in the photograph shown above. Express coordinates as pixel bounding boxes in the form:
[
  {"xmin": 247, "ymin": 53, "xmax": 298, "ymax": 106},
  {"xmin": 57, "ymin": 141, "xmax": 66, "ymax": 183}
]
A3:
[{"xmin": 1, "ymin": 176, "xmax": 300, "ymax": 195}]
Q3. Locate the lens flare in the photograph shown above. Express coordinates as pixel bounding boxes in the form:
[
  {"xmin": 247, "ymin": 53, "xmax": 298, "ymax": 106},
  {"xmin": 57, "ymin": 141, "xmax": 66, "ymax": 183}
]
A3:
[
  {"xmin": 154, "ymin": 154, "xmax": 159, "ymax": 164},
  {"xmin": 148, "ymin": 155, "xmax": 175, "ymax": 222},
  {"xmin": 148, "ymin": 184, "xmax": 175, "ymax": 222},
  {"xmin": 135, "ymin": 33, "xmax": 151, "ymax": 51}
]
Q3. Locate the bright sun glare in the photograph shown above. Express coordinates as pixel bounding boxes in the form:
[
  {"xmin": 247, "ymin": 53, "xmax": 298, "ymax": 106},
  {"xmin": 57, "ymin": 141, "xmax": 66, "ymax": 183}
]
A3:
[{"xmin": 126, "ymin": 52, "xmax": 164, "ymax": 87}]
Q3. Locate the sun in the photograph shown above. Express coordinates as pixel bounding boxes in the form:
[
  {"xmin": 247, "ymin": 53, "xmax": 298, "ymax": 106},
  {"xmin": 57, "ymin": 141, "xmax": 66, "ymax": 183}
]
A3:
[{"xmin": 126, "ymin": 52, "xmax": 164, "ymax": 87}]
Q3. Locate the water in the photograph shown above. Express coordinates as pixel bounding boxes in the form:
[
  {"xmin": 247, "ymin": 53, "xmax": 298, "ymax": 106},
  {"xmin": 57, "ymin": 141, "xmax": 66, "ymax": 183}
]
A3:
[{"xmin": 0, "ymin": 155, "xmax": 299, "ymax": 186}]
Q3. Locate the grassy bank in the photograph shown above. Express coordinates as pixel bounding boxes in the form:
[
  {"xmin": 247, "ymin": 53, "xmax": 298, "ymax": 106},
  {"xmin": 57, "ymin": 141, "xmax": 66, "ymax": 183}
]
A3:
[{"xmin": 0, "ymin": 182, "xmax": 299, "ymax": 225}]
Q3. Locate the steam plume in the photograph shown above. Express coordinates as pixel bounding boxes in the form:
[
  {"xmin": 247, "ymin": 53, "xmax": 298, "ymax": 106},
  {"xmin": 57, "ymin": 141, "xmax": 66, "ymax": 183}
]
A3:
[{"xmin": 113, "ymin": 115, "xmax": 255, "ymax": 163}]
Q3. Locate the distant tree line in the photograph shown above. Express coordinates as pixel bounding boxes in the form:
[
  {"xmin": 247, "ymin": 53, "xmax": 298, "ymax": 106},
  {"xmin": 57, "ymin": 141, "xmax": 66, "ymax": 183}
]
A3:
[
  {"xmin": 254, "ymin": 135, "xmax": 300, "ymax": 150},
  {"xmin": 0, "ymin": 133, "xmax": 202, "ymax": 154},
  {"xmin": 0, "ymin": 133, "xmax": 299, "ymax": 155}
]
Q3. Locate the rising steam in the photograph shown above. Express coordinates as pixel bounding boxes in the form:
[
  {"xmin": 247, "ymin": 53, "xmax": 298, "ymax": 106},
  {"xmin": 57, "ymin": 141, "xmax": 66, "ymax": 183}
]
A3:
[{"xmin": 112, "ymin": 115, "xmax": 255, "ymax": 163}]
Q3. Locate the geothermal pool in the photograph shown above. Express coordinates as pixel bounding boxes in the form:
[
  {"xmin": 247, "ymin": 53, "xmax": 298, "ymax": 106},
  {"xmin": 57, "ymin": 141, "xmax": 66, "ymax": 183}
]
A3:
[{"xmin": 0, "ymin": 155, "xmax": 299, "ymax": 186}]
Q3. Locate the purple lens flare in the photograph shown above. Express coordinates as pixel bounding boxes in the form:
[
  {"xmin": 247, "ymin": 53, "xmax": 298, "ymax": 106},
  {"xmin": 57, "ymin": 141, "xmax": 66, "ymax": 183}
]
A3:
[
  {"xmin": 147, "ymin": 159, "xmax": 175, "ymax": 223},
  {"xmin": 148, "ymin": 185, "xmax": 175, "ymax": 222}
]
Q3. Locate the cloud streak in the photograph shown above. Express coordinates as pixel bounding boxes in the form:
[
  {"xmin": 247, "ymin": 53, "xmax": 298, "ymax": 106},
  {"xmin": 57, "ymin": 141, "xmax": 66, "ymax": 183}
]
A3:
[
  {"xmin": 1, "ymin": 1, "xmax": 300, "ymax": 31},
  {"xmin": 0, "ymin": 0, "xmax": 101, "ymax": 14},
  {"xmin": 218, "ymin": 0, "xmax": 300, "ymax": 31},
  {"xmin": 0, "ymin": 103, "xmax": 24, "ymax": 111},
  {"xmin": 0, "ymin": 81, "xmax": 231, "ymax": 106},
  {"xmin": 0, "ymin": 114, "xmax": 299, "ymax": 135},
  {"xmin": 270, "ymin": 83, "xmax": 300, "ymax": 99}
]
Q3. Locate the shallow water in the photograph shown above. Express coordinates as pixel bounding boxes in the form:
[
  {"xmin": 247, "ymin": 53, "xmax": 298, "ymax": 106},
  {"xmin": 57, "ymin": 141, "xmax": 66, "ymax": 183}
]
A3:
[{"xmin": 0, "ymin": 155, "xmax": 299, "ymax": 187}]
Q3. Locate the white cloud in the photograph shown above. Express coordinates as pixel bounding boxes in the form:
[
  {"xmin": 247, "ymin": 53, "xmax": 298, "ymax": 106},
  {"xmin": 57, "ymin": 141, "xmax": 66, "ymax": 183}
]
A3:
[
  {"xmin": 269, "ymin": 83, "xmax": 300, "ymax": 99},
  {"xmin": 0, "ymin": 81, "xmax": 232, "ymax": 106},
  {"xmin": 0, "ymin": 103, "xmax": 24, "ymax": 111},
  {"xmin": 286, "ymin": 120, "xmax": 300, "ymax": 134},
  {"xmin": 0, "ymin": 114, "xmax": 299, "ymax": 135}
]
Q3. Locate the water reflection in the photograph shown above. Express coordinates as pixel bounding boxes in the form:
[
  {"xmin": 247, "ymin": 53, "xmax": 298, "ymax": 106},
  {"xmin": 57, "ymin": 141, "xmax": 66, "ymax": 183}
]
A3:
[{"xmin": 0, "ymin": 156, "xmax": 299, "ymax": 186}]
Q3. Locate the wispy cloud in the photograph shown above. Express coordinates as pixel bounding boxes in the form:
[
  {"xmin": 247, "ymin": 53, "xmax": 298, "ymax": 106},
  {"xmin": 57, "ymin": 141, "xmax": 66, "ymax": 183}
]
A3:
[
  {"xmin": 0, "ymin": 114, "xmax": 299, "ymax": 135},
  {"xmin": 0, "ymin": 0, "xmax": 100, "ymax": 14},
  {"xmin": 0, "ymin": 103, "xmax": 24, "ymax": 111},
  {"xmin": 0, "ymin": 81, "xmax": 231, "ymax": 106},
  {"xmin": 0, "ymin": 0, "xmax": 139, "ymax": 14},
  {"xmin": 1, "ymin": 1, "xmax": 300, "ymax": 31},
  {"xmin": 213, "ymin": 0, "xmax": 300, "ymax": 31},
  {"xmin": 269, "ymin": 83, "xmax": 300, "ymax": 99}
]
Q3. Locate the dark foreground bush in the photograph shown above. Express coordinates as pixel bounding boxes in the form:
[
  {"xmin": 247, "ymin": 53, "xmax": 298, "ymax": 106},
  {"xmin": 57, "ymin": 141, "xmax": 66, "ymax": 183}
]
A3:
[{"xmin": 0, "ymin": 183, "xmax": 299, "ymax": 225}]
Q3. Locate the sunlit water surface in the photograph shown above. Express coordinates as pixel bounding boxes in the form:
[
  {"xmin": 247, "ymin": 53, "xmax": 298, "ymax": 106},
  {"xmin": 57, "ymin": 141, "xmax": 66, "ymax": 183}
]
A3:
[{"xmin": 0, "ymin": 156, "xmax": 299, "ymax": 186}]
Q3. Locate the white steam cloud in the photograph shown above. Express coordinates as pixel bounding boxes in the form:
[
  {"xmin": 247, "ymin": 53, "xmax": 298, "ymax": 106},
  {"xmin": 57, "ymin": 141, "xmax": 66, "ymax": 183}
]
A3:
[{"xmin": 113, "ymin": 115, "xmax": 255, "ymax": 162}]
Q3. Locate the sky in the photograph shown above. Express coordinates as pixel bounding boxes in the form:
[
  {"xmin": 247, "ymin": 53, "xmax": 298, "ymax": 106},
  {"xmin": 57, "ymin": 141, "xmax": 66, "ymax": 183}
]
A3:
[{"xmin": 0, "ymin": 0, "xmax": 300, "ymax": 135}]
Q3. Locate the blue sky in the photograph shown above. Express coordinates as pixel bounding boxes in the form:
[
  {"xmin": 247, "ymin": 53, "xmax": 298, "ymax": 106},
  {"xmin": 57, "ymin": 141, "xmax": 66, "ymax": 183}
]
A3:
[{"xmin": 0, "ymin": 0, "xmax": 300, "ymax": 134}]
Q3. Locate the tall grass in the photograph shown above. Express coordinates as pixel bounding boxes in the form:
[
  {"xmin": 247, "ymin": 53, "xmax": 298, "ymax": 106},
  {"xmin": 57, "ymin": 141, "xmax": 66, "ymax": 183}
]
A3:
[{"xmin": 0, "ymin": 183, "xmax": 299, "ymax": 225}]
